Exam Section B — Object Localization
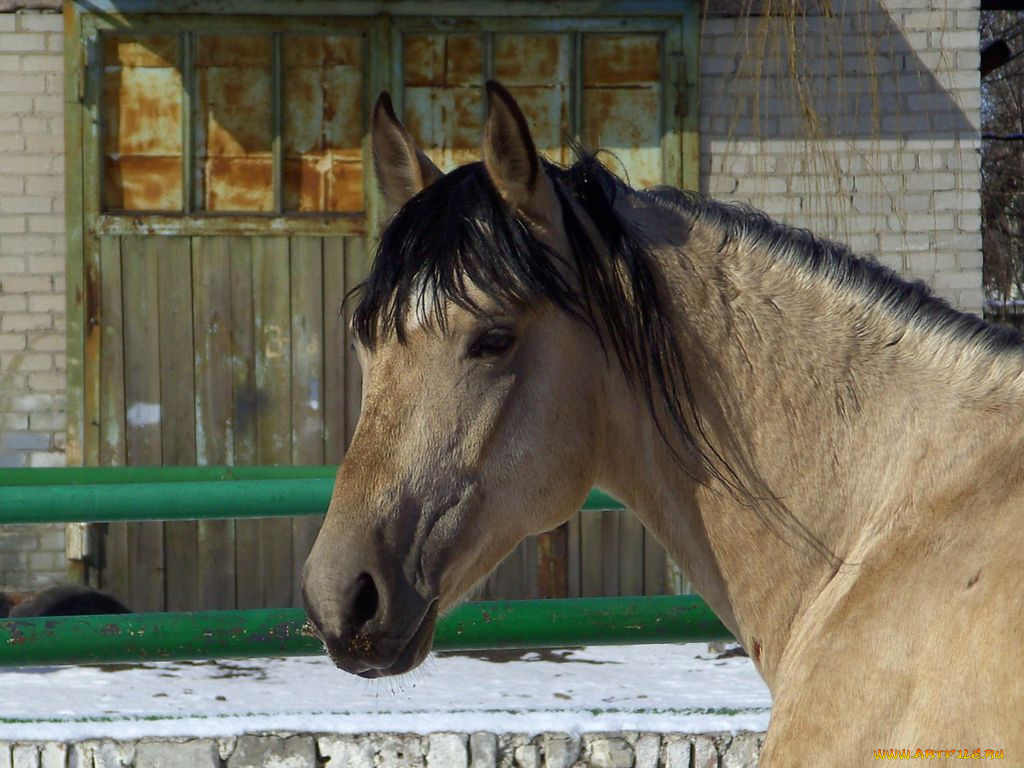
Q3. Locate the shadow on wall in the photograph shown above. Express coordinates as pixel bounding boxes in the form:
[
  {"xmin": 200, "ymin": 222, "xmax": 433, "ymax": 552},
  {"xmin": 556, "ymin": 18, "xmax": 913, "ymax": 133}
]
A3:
[{"xmin": 699, "ymin": 0, "xmax": 977, "ymax": 191}]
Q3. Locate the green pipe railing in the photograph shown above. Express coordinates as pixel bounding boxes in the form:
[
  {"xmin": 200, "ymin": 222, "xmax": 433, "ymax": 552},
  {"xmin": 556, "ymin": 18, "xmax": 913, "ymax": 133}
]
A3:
[
  {"xmin": 0, "ymin": 596, "xmax": 732, "ymax": 667},
  {"xmin": 0, "ymin": 467, "xmax": 728, "ymax": 667},
  {"xmin": 0, "ymin": 467, "xmax": 624, "ymax": 524}
]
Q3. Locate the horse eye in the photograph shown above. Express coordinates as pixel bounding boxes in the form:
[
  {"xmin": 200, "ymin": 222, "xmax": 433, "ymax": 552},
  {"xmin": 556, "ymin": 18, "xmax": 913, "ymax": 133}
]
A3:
[{"xmin": 467, "ymin": 328, "xmax": 516, "ymax": 359}]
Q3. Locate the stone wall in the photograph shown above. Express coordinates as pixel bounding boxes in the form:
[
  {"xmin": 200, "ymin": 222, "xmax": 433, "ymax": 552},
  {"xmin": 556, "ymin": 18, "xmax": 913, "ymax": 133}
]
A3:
[{"xmin": 0, "ymin": 732, "xmax": 765, "ymax": 768}]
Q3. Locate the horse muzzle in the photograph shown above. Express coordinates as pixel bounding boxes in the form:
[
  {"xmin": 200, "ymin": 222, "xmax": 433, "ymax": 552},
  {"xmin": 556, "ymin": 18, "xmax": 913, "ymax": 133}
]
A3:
[{"xmin": 301, "ymin": 557, "xmax": 439, "ymax": 678}]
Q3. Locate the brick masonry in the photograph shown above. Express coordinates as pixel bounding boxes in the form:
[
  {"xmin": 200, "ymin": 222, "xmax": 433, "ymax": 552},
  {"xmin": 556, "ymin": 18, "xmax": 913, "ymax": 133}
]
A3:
[
  {"xmin": 0, "ymin": 2, "xmax": 985, "ymax": 588},
  {"xmin": 700, "ymin": 0, "xmax": 983, "ymax": 313},
  {"xmin": 0, "ymin": 732, "xmax": 765, "ymax": 768},
  {"xmin": 0, "ymin": 9, "xmax": 65, "ymax": 591}
]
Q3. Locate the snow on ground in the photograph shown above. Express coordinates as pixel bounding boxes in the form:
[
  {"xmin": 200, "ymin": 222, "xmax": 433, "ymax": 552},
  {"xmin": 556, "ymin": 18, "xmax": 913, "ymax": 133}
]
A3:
[{"xmin": 0, "ymin": 644, "xmax": 771, "ymax": 742}]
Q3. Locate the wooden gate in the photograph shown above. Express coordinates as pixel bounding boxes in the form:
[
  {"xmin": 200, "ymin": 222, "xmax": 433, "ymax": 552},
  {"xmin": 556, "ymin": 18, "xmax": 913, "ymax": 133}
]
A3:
[{"xmin": 65, "ymin": 3, "xmax": 699, "ymax": 611}]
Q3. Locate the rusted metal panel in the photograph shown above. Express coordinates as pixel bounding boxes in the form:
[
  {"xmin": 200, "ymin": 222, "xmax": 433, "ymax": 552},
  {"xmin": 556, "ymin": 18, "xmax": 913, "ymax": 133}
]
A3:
[
  {"xmin": 581, "ymin": 32, "xmax": 663, "ymax": 189},
  {"xmin": 493, "ymin": 34, "xmax": 569, "ymax": 86},
  {"xmin": 403, "ymin": 35, "xmax": 445, "ymax": 87},
  {"xmin": 196, "ymin": 35, "xmax": 273, "ymax": 211},
  {"xmin": 493, "ymin": 34, "xmax": 570, "ymax": 162},
  {"xmin": 282, "ymin": 34, "xmax": 364, "ymax": 212},
  {"xmin": 505, "ymin": 85, "xmax": 570, "ymax": 163},
  {"xmin": 101, "ymin": 35, "xmax": 182, "ymax": 211},
  {"xmin": 582, "ymin": 34, "xmax": 661, "ymax": 86},
  {"xmin": 582, "ymin": 85, "xmax": 662, "ymax": 188}
]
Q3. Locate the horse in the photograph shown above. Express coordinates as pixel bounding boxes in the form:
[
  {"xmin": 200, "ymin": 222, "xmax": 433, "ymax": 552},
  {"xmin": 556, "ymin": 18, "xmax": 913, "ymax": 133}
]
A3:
[
  {"xmin": 4, "ymin": 584, "xmax": 131, "ymax": 618},
  {"xmin": 302, "ymin": 82, "xmax": 1024, "ymax": 765}
]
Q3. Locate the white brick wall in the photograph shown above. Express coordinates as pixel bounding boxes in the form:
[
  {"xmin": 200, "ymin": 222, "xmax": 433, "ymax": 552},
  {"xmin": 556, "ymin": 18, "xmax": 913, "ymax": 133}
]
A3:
[
  {"xmin": 0, "ymin": 9, "xmax": 65, "ymax": 591},
  {"xmin": 700, "ymin": 0, "xmax": 983, "ymax": 313}
]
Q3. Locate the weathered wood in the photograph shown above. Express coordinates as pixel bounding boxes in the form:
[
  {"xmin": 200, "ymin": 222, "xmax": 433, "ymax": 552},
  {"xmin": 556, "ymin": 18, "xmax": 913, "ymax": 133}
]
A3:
[
  {"xmin": 97, "ymin": 236, "xmax": 128, "ymax": 601},
  {"xmin": 643, "ymin": 527, "xmax": 668, "ymax": 595},
  {"xmin": 580, "ymin": 504, "xmax": 603, "ymax": 597},
  {"xmin": 567, "ymin": 511, "xmax": 581, "ymax": 597},
  {"xmin": 322, "ymin": 237, "xmax": 348, "ymax": 465},
  {"xmin": 290, "ymin": 236, "xmax": 326, "ymax": 605},
  {"xmin": 600, "ymin": 510, "xmax": 621, "ymax": 596},
  {"xmin": 158, "ymin": 238, "xmax": 198, "ymax": 612},
  {"xmin": 192, "ymin": 236, "xmax": 236, "ymax": 610},
  {"xmin": 343, "ymin": 238, "xmax": 369, "ymax": 446},
  {"xmin": 120, "ymin": 236, "xmax": 165, "ymax": 612},
  {"xmin": 253, "ymin": 236, "xmax": 294, "ymax": 608},
  {"xmin": 229, "ymin": 236, "xmax": 262, "ymax": 609},
  {"xmin": 619, "ymin": 510, "xmax": 646, "ymax": 596}
]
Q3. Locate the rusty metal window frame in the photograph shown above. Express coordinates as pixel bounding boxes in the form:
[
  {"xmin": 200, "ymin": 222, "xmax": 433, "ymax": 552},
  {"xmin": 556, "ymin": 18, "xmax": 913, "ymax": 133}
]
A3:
[
  {"xmin": 82, "ymin": 14, "xmax": 374, "ymax": 238},
  {"xmin": 387, "ymin": 13, "xmax": 698, "ymax": 190}
]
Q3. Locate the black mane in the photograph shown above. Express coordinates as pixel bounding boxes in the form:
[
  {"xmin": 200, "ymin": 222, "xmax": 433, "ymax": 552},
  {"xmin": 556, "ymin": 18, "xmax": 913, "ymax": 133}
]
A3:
[{"xmin": 353, "ymin": 154, "xmax": 1022, "ymax": 505}]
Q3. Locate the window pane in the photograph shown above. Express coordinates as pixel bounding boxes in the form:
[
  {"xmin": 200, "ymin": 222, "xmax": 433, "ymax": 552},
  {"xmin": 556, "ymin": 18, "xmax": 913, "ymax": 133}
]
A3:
[
  {"xmin": 195, "ymin": 34, "xmax": 274, "ymax": 211},
  {"xmin": 582, "ymin": 35, "xmax": 664, "ymax": 189},
  {"xmin": 403, "ymin": 34, "xmax": 484, "ymax": 171},
  {"xmin": 101, "ymin": 34, "xmax": 183, "ymax": 211},
  {"xmin": 282, "ymin": 34, "xmax": 364, "ymax": 213}
]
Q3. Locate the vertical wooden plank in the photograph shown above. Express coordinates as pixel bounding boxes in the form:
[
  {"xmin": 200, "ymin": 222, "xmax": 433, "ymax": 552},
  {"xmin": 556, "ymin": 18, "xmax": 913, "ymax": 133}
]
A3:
[
  {"xmin": 121, "ymin": 236, "xmax": 164, "ymax": 612},
  {"xmin": 580, "ymin": 508, "xmax": 603, "ymax": 597},
  {"xmin": 643, "ymin": 528, "xmax": 668, "ymax": 596},
  {"xmin": 253, "ymin": 236, "xmax": 293, "ymax": 608},
  {"xmin": 536, "ymin": 524, "xmax": 568, "ymax": 598},
  {"xmin": 159, "ymin": 238, "xmax": 198, "ymax": 612},
  {"xmin": 290, "ymin": 236, "xmax": 325, "ymax": 605},
  {"xmin": 679, "ymin": 3, "xmax": 700, "ymax": 191},
  {"xmin": 619, "ymin": 510, "xmax": 646, "ymax": 596},
  {"xmin": 193, "ymin": 236, "xmax": 236, "ymax": 610},
  {"xmin": 323, "ymin": 237, "xmax": 348, "ymax": 465},
  {"xmin": 343, "ymin": 238, "xmax": 369, "ymax": 446},
  {"xmin": 230, "ymin": 236, "xmax": 261, "ymax": 609},
  {"xmin": 63, "ymin": 3, "xmax": 86, "ymax": 468},
  {"xmin": 600, "ymin": 510, "xmax": 621, "ymax": 596},
  {"xmin": 567, "ymin": 511, "xmax": 582, "ymax": 598},
  {"xmin": 97, "ymin": 235, "xmax": 128, "ymax": 601}
]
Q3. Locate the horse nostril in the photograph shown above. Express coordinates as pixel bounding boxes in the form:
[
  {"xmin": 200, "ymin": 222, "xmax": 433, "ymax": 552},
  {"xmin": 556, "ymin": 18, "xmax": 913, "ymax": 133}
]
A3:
[{"xmin": 349, "ymin": 572, "xmax": 379, "ymax": 629}]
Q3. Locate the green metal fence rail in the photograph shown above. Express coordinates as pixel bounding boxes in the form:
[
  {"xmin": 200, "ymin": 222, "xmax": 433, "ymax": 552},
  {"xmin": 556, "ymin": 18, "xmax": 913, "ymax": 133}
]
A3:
[
  {"xmin": 0, "ymin": 596, "xmax": 731, "ymax": 667},
  {"xmin": 0, "ymin": 467, "xmax": 732, "ymax": 667},
  {"xmin": 0, "ymin": 466, "xmax": 624, "ymax": 524}
]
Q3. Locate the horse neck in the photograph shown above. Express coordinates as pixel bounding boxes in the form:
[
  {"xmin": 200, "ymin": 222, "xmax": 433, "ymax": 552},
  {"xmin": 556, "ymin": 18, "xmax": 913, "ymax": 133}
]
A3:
[{"xmin": 593, "ymin": 197, "xmax": 1024, "ymax": 690}]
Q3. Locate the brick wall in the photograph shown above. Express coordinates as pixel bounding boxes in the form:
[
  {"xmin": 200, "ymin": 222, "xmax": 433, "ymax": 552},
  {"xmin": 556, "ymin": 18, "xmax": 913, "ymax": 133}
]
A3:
[
  {"xmin": 0, "ymin": 9, "xmax": 66, "ymax": 591},
  {"xmin": 700, "ymin": 0, "xmax": 983, "ymax": 313}
]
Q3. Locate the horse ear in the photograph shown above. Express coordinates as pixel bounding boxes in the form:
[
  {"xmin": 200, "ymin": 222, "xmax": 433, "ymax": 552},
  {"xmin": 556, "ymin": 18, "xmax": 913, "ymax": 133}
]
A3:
[
  {"xmin": 482, "ymin": 81, "xmax": 558, "ymax": 226},
  {"xmin": 371, "ymin": 92, "xmax": 443, "ymax": 216}
]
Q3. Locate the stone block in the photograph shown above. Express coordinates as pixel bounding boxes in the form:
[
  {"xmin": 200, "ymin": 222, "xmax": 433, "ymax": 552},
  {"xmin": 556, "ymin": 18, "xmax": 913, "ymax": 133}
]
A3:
[
  {"xmin": 586, "ymin": 736, "xmax": 633, "ymax": 768},
  {"xmin": 512, "ymin": 744, "xmax": 538, "ymax": 768},
  {"xmin": 10, "ymin": 744, "xmax": 36, "ymax": 768},
  {"xmin": 373, "ymin": 734, "xmax": 424, "ymax": 767},
  {"xmin": 226, "ymin": 735, "xmax": 316, "ymax": 768},
  {"xmin": 135, "ymin": 739, "xmax": 219, "ymax": 768},
  {"xmin": 692, "ymin": 735, "xmax": 718, "ymax": 768},
  {"xmin": 539, "ymin": 734, "xmax": 578, "ymax": 768},
  {"xmin": 633, "ymin": 735, "xmax": 660, "ymax": 768},
  {"xmin": 427, "ymin": 734, "xmax": 467, "ymax": 768},
  {"xmin": 662, "ymin": 737, "xmax": 690, "ymax": 768},
  {"xmin": 319, "ymin": 736, "xmax": 374, "ymax": 768},
  {"xmin": 721, "ymin": 732, "xmax": 761, "ymax": 768},
  {"xmin": 468, "ymin": 733, "xmax": 497, "ymax": 768}
]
